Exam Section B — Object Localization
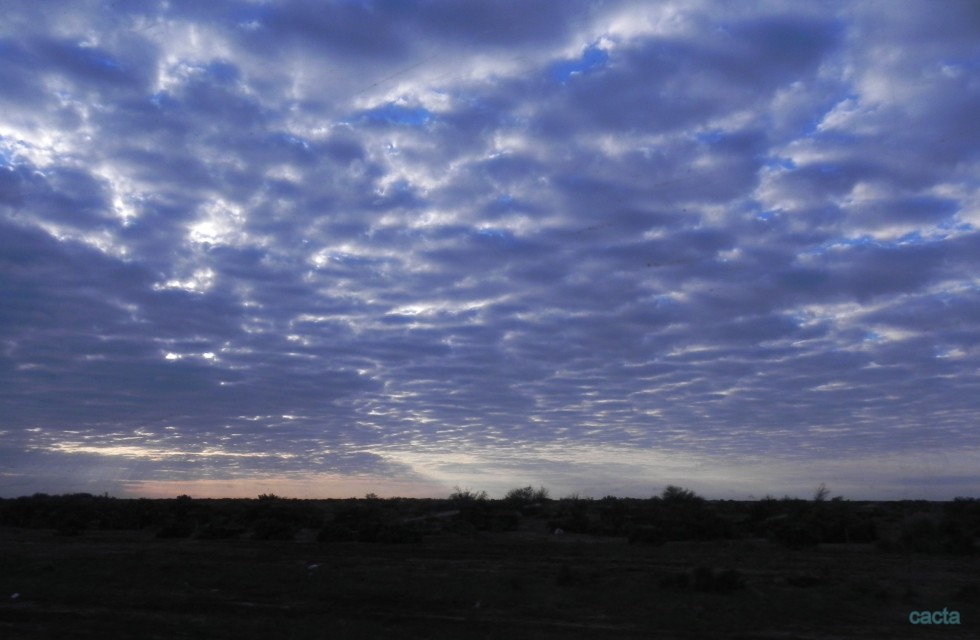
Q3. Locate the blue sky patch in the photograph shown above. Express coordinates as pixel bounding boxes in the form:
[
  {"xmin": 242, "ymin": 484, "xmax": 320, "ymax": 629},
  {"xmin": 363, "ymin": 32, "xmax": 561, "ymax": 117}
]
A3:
[
  {"xmin": 359, "ymin": 103, "xmax": 434, "ymax": 126},
  {"xmin": 550, "ymin": 42, "xmax": 610, "ymax": 84}
]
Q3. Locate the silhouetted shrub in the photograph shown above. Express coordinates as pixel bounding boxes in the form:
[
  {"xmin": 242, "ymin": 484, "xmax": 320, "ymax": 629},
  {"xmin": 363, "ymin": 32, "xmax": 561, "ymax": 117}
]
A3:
[
  {"xmin": 594, "ymin": 497, "xmax": 634, "ymax": 536},
  {"xmin": 504, "ymin": 485, "xmax": 549, "ymax": 506},
  {"xmin": 646, "ymin": 487, "xmax": 732, "ymax": 542},
  {"xmin": 806, "ymin": 498, "xmax": 878, "ymax": 544},
  {"xmin": 448, "ymin": 486, "xmax": 488, "ymax": 505},
  {"xmin": 660, "ymin": 485, "xmax": 704, "ymax": 503},
  {"xmin": 747, "ymin": 496, "xmax": 784, "ymax": 532},
  {"xmin": 547, "ymin": 497, "xmax": 595, "ymax": 534}
]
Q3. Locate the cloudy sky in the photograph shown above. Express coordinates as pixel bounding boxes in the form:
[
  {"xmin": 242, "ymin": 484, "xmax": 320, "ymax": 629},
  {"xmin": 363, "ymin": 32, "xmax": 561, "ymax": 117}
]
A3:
[{"xmin": 1, "ymin": 0, "xmax": 978, "ymax": 501}]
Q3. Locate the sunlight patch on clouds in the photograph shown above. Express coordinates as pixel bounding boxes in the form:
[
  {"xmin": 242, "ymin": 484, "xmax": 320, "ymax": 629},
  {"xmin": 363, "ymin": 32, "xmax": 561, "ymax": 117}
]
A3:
[
  {"xmin": 98, "ymin": 171, "xmax": 145, "ymax": 226},
  {"xmin": 151, "ymin": 24, "xmax": 241, "ymax": 94},
  {"xmin": 188, "ymin": 199, "xmax": 248, "ymax": 246},
  {"xmin": 164, "ymin": 350, "xmax": 218, "ymax": 362},
  {"xmin": 0, "ymin": 126, "xmax": 75, "ymax": 170},
  {"xmin": 387, "ymin": 295, "xmax": 506, "ymax": 319},
  {"xmin": 27, "ymin": 220, "xmax": 130, "ymax": 259},
  {"xmin": 603, "ymin": 2, "xmax": 693, "ymax": 41},
  {"xmin": 152, "ymin": 268, "xmax": 216, "ymax": 294},
  {"xmin": 931, "ymin": 177, "xmax": 980, "ymax": 229},
  {"xmin": 38, "ymin": 441, "xmax": 295, "ymax": 462},
  {"xmin": 816, "ymin": 96, "xmax": 873, "ymax": 135},
  {"xmin": 865, "ymin": 326, "xmax": 919, "ymax": 343}
]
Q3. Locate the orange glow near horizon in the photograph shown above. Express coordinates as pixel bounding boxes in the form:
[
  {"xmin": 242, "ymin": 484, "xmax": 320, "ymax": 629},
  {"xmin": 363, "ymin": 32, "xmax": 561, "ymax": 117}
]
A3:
[{"xmin": 120, "ymin": 474, "xmax": 450, "ymax": 500}]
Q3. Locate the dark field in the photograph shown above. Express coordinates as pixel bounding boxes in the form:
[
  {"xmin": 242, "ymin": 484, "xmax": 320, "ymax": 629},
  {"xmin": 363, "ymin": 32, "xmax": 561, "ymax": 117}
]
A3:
[{"xmin": 2, "ymin": 525, "xmax": 978, "ymax": 640}]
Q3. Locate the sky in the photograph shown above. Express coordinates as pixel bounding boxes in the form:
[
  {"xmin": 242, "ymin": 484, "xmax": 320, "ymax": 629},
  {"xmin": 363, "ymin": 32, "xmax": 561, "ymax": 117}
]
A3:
[{"xmin": 1, "ymin": 0, "xmax": 979, "ymax": 501}]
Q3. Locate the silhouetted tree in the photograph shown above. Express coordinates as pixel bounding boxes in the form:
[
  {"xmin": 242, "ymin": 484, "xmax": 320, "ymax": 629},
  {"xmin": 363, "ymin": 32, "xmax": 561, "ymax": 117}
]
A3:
[
  {"xmin": 813, "ymin": 484, "xmax": 830, "ymax": 502},
  {"xmin": 449, "ymin": 486, "xmax": 488, "ymax": 505},
  {"xmin": 504, "ymin": 485, "xmax": 549, "ymax": 505},
  {"xmin": 659, "ymin": 485, "xmax": 704, "ymax": 503}
]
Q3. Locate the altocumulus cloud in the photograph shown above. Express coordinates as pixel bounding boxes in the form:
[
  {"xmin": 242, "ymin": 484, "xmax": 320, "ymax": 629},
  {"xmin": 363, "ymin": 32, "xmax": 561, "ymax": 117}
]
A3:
[{"xmin": 1, "ymin": 0, "xmax": 978, "ymax": 499}]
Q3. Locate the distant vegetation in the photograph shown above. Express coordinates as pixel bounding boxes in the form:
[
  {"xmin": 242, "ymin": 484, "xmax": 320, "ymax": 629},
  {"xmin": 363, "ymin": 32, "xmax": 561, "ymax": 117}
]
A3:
[{"xmin": 0, "ymin": 486, "xmax": 977, "ymax": 555}]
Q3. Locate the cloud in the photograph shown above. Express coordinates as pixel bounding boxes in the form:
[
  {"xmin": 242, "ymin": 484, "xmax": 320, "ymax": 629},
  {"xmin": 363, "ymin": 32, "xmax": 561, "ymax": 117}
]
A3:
[{"xmin": 1, "ymin": 0, "xmax": 978, "ymax": 499}]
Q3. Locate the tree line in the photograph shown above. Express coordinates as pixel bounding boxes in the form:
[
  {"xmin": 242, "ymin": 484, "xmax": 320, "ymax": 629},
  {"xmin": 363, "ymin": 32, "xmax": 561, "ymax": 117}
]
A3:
[{"xmin": 0, "ymin": 486, "xmax": 977, "ymax": 554}]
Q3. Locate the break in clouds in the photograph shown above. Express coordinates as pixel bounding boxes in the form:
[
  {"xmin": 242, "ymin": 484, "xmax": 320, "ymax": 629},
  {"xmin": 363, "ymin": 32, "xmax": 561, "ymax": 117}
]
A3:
[{"xmin": 1, "ymin": 1, "xmax": 978, "ymax": 499}]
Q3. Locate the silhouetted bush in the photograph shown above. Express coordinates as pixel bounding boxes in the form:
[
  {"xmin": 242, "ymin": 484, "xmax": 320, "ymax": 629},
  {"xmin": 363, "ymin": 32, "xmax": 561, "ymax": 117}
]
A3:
[
  {"xmin": 594, "ymin": 497, "xmax": 635, "ymax": 536},
  {"xmin": 647, "ymin": 486, "xmax": 732, "ymax": 542},
  {"xmin": 659, "ymin": 485, "xmax": 704, "ymax": 503},
  {"xmin": 448, "ymin": 486, "xmax": 488, "ymax": 506},
  {"xmin": 547, "ymin": 505, "xmax": 592, "ymax": 535},
  {"xmin": 503, "ymin": 485, "xmax": 549, "ymax": 506}
]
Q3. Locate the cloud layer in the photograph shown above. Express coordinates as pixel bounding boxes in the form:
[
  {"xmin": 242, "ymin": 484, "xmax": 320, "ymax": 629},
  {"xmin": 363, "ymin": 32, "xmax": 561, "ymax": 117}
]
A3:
[{"xmin": 2, "ymin": 0, "xmax": 978, "ymax": 499}]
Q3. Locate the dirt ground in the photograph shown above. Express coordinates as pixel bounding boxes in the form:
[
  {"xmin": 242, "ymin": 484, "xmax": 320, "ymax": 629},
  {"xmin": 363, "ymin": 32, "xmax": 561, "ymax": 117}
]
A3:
[{"xmin": 1, "ymin": 526, "xmax": 977, "ymax": 639}]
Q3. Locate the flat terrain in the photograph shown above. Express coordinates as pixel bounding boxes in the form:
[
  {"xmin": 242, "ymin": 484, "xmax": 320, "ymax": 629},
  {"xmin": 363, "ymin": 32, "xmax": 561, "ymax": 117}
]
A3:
[{"xmin": 1, "ymin": 526, "xmax": 977, "ymax": 639}]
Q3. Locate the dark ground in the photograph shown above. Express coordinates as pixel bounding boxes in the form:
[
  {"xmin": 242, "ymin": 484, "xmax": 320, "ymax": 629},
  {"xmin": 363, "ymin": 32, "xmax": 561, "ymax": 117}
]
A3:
[{"xmin": 1, "ymin": 525, "xmax": 977, "ymax": 639}]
